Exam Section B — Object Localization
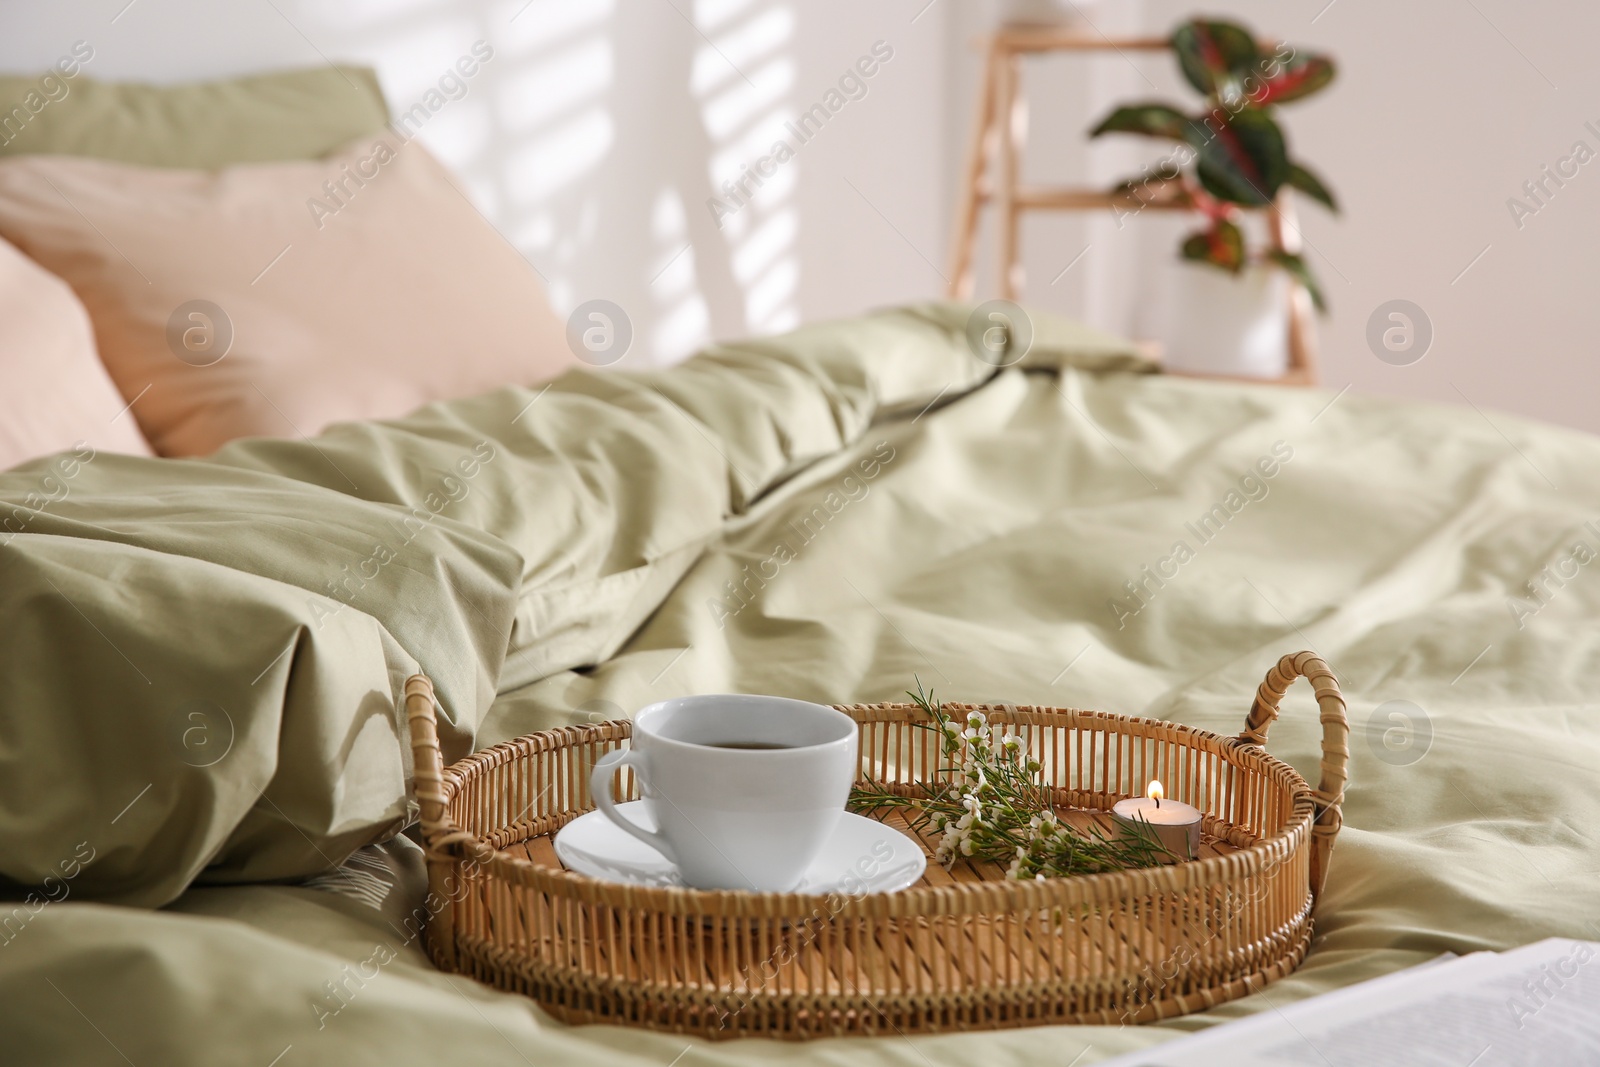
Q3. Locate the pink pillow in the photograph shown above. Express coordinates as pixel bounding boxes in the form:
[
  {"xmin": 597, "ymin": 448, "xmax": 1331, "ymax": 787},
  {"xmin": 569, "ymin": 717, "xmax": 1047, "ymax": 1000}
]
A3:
[
  {"xmin": 0, "ymin": 236, "xmax": 152, "ymax": 471},
  {"xmin": 0, "ymin": 139, "xmax": 575, "ymax": 457}
]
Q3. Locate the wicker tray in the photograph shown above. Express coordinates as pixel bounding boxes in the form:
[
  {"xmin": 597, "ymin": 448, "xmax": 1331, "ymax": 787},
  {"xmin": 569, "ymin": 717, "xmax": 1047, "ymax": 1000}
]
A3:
[{"xmin": 404, "ymin": 651, "xmax": 1348, "ymax": 1038}]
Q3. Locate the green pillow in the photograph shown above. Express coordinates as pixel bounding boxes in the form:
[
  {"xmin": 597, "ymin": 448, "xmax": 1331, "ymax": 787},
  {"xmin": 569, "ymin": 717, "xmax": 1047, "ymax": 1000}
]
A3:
[{"xmin": 0, "ymin": 64, "xmax": 390, "ymax": 168}]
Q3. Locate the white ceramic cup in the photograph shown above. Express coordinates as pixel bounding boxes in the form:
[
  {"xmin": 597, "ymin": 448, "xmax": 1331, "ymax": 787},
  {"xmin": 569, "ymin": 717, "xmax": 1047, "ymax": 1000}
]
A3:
[{"xmin": 589, "ymin": 695, "xmax": 858, "ymax": 891}]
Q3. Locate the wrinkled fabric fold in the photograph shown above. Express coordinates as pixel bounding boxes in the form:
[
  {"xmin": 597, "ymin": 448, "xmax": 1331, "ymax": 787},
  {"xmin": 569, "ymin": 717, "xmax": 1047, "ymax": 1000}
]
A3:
[{"xmin": 0, "ymin": 302, "xmax": 1144, "ymax": 905}]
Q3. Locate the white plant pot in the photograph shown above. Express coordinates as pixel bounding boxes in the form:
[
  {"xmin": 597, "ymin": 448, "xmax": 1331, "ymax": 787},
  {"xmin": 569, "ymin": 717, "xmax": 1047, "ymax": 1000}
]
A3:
[
  {"xmin": 1141, "ymin": 261, "xmax": 1291, "ymax": 379},
  {"xmin": 996, "ymin": 0, "xmax": 1099, "ymax": 27}
]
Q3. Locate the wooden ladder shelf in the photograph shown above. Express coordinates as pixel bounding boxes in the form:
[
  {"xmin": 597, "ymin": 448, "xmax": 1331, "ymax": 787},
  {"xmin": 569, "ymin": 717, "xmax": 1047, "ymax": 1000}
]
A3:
[{"xmin": 946, "ymin": 27, "xmax": 1320, "ymax": 386}]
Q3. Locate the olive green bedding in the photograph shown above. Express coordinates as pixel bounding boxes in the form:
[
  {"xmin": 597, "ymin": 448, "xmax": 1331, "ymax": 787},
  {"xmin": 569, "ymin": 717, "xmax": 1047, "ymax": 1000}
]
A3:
[
  {"xmin": 1, "ymin": 303, "xmax": 1596, "ymax": 1064},
  {"xmin": 0, "ymin": 64, "xmax": 391, "ymax": 168}
]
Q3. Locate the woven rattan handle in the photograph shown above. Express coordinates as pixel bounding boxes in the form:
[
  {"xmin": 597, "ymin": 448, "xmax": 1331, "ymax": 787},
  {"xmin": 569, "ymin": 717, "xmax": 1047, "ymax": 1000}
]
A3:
[
  {"xmin": 404, "ymin": 674, "xmax": 494, "ymax": 864},
  {"xmin": 1237, "ymin": 651, "xmax": 1349, "ymax": 902}
]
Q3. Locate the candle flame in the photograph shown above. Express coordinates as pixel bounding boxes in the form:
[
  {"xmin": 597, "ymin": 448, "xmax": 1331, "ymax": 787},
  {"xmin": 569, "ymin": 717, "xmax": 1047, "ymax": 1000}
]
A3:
[{"xmin": 1146, "ymin": 780, "xmax": 1164, "ymax": 802}]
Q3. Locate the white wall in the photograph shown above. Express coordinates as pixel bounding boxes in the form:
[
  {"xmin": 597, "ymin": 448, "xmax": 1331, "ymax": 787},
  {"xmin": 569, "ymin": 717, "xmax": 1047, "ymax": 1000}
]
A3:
[
  {"xmin": 0, "ymin": 0, "xmax": 951, "ymax": 366},
  {"xmin": 1229, "ymin": 0, "xmax": 1600, "ymax": 437},
  {"xmin": 7, "ymin": 1, "xmax": 1600, "ymax": 433}
]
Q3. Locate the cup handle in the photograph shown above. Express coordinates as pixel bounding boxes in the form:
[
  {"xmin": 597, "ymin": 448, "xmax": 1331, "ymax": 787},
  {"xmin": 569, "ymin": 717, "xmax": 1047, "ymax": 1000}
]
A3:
[{"xmin": 590, "ymin": 748, "xmax": 678, "ymax": 864}]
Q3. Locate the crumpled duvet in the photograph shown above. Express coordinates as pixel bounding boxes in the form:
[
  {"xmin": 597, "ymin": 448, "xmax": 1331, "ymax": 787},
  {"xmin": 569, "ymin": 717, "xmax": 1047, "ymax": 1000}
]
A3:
[{"xmin": 3, "ymin": 302, "xmax": 1597, "ymax": 1066}]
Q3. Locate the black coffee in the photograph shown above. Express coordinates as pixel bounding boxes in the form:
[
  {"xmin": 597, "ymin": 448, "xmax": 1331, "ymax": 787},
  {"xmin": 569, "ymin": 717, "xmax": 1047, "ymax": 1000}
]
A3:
[{"xmin": 704, "ymin": 741, "xmax": 795, "ymax": 751}]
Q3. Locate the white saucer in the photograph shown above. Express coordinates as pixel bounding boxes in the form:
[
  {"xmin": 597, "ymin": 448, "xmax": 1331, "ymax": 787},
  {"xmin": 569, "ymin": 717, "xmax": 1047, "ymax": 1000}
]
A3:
[{"xmin": 554, "ymin": 802, "xmax": 927, "ymax": 894}]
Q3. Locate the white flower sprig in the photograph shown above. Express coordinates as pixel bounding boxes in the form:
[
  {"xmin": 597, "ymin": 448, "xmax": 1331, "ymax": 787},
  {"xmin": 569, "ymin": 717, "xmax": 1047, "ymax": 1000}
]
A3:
[{"xmin": 851, "ymin": 680, "xmax": 1172, "ymax": 879}]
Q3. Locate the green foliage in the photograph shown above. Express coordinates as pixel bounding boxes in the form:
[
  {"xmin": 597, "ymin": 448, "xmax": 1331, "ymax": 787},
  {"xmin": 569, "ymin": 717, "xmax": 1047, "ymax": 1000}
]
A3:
[
  {"xmin": 1089, "ymin": 17, "xmax": 1338, "ymax": 309},
  {"xmin": 1286, "ymin": 162, "xmax": 1338, "ymax": 211},
  {"xmin": 1192, "ymin": 107, "xmax": 1289, "ymax": 206},
  {"xmin": 1090, "ymin": 103, "xmax": 1197, "ymax": 142},
  {"xmin": 1172, "ymin": 19, "xmax": 1261, "ymax": 99},
  {"xmin": 847, "ymin": 679, "xmax": 1174, "ymax": 880},
  {"xmin": 1182, "ymin": 218, "xmax": 1245, "ymax": 273},
  {"xmin": 1260, "ymin": 53, "xmax": 1336, "ymax": 105},
  {"xmin": 1266, "ymin": 250, "xmax": 1327, "ymax": 312}
]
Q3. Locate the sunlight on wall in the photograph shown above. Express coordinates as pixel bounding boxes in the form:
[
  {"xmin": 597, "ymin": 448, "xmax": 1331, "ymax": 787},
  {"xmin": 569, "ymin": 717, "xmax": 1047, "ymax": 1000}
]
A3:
[
  {"xmin": 650, "ymin": 187, "xmax": 713, "ymax": 356},
  {"xmin": 491, "ymin": 0, "xmax": 617, "ymax": 318},
  {"xmin": 256, "ymin": 0, "xmax": 802, "ymax": 366},
  {"xmin": 696, "ymin": 0, "xmax": 801, "ymax": 339},
  {"xmin": 439, "ymin": 0, "xmax": 801, "ymax": 364}
]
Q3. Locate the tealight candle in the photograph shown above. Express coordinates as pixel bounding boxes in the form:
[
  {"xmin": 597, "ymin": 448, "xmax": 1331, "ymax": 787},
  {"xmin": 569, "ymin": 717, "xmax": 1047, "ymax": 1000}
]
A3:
[{"xmin": 1111, "ymin": 780, "xmax": 1201, "ymax": 861}]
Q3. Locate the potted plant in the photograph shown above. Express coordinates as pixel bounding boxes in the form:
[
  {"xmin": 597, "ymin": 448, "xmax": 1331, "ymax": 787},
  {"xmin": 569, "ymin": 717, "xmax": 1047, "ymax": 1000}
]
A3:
[{"xmin": 1089, "ymin": 18, "xmax": 1337, "ymax": 375}]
